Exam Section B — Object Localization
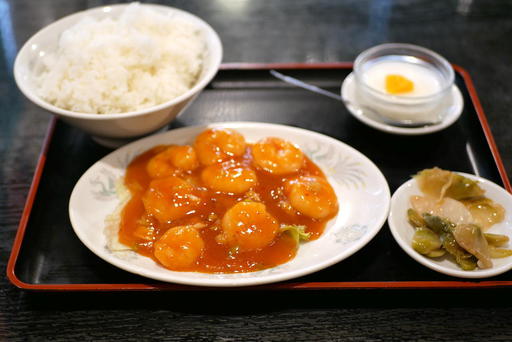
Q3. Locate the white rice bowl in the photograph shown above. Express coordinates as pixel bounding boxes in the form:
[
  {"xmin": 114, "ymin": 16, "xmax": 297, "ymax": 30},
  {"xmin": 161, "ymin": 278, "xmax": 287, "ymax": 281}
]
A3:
[
  {"xmin": 35, "ymin": 2, "xmax": 205, "ymax": 114},
  {"xmin": 14, "ymin": 3, "xmax": 222, "ymax": 145}
]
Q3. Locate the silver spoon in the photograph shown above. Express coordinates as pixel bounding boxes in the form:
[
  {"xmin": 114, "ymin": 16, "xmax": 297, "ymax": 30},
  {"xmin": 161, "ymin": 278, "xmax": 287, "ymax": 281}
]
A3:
[{"xmin": 269, "ymin": 69, "xmax": 442, "ymax": 128}]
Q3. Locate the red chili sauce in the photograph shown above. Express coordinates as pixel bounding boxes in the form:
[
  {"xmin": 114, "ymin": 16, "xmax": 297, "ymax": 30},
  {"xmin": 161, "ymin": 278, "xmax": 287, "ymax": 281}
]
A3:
[{"xmin": 118, "ymin": 133, "xmax": 338, "ymax": 273}]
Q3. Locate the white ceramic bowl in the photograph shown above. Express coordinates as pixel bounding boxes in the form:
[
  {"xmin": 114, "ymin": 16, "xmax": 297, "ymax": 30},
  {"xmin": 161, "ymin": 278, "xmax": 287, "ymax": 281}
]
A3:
[
  {"xmin": 388, "ymin": 172, "xmax": 512, "ymax": 278},
  {"xmin": 14, "ymin": 3, "xmax": 223, "ymax": 147}
]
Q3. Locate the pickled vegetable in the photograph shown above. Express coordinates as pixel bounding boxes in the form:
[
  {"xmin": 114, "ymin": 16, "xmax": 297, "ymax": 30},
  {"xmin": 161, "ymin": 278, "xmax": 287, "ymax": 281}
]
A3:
[
  {"xmin": 489, "ymin": 247, "xmax": 512, "ymax": 259},
  {"xmin": 412, "ymin": 227, "xmax": 444, "ymax": 257},
  {"xmin": 484, "ymin": 233, "xmax": 510, "ymax": 247},
  {"xmin": 407, "ymin": 208, "xmax": 426, "ymax": 228},
  {"xmin": 445, "ymin": 173, "xmax": 484, "ymax": 200},
  {"xmin": 461, "ymin": 197, "xmax": 505, "ymax": 231},
  {"xmin": 422, "ymin": 213, "xmax": 454, "ymax": 235},
  {"xmin": 407, "ymin": 167, "xmax": 512, "ymax": 270},
  {"xmin": 426, "ymin": 249, "xmax": 446, "ymax": 258},
  {"xmin": 408, "ymin": 167, "xmax": 510, "ymax": 271},
  {"xmin": 421, "ymin": 214, "xmax": 476, "ymax": 270},
  {"xmin": 410, "ymin": 196, "xmax": 473, "ymax": 226},
  {"xmin": 442, "ymin": 233, "xmax": 478, "ymax": 271},
  {"xmin": 453, "ymin": 224, "xmax": 492, "ymax": 269},
  {"xmin": 414, "ymin": 168, "xmax": 484, "ymax": 200}
]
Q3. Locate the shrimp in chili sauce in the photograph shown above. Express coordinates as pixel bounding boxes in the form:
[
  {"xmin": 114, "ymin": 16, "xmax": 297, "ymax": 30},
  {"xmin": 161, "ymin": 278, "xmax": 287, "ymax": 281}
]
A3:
[
  {"xmin": 146, "ymin": 145, "xmax": 199, "ymax": 179},
  {"xmin": 117, "ymin": 127, "xmax": 339, "ymax": 274},
  {"xmin": 153, "ymin": 224, "xmax": 206, "ymax": 269},
  {"xmin": 194, "ymin": 128, "xmax": 246, "ymax": 166},
  {"xmin": 201, "ymin": 160, "xmax": 257, "ymax": 194},
  {"xmin": 285, "ymin": 176, "xmax": 338, "ymax": 219},
  {"xmin": 142, "ymin": 176, "xmax": 202, "ymax": 224},
  {"xmin": 218, "ymin": 201, "xmax": 279, "ymax": 251},
  {"xmin": 251, "ymin": 137, "xmax": 304, "ymax": 175}
]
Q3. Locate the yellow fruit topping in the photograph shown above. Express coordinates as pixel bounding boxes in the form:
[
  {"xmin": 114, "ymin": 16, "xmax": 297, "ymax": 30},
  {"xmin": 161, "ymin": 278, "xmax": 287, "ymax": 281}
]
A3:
[{"xmin": 385, "ymin": 74, "xmax": 414, "ymax": 94}]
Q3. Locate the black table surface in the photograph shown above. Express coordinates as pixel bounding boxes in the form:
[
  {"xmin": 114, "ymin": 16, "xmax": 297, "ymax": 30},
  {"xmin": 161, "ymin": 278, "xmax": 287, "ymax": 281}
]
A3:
[{"xmin": 3, "ymin": 0, "xmax": 512, "ymax": 340}]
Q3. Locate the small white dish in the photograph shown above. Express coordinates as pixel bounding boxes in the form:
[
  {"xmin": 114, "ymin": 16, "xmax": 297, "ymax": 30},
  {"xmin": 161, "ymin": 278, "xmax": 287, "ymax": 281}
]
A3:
[
  {"xmin": 69, "ymin": 122, "xmax": 390, "ymax": 287},
  {"xmin": 388, "ymin": 172, "xmax": 512, "ymax": 278},
  {"xmin": 341, "ymin": 73, "xmax": 463, "ymax": 135}
]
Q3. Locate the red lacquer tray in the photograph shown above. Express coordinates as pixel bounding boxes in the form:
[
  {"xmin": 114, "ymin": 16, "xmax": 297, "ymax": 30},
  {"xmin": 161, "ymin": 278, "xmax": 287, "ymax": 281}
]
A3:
[{"xmin": 7, "ymin": 63, "xmax": 512, "ymax": 290}]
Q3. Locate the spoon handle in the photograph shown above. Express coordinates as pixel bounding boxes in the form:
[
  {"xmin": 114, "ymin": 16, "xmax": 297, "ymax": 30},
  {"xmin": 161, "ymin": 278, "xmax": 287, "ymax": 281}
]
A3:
[{"xmin": 269, "ymin": 70, "xmax": 343, "ymax": 101}]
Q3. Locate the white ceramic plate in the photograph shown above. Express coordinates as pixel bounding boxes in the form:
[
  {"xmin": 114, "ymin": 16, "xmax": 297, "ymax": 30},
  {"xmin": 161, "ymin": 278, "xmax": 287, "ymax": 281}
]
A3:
[
  {"xmin": 341, "ymin": 73, "xmax": 464, "ymax": 135},
  {"xmin": 69, "ymin": 122, "xmax": 390, "ymax": 287},
  {"xmin": 388, "ymin": 172, "xmax": 512, "ymax": 278}
]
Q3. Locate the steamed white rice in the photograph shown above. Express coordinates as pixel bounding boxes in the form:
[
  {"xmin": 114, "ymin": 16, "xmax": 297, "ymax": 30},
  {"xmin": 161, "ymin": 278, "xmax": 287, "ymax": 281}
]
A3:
[{"xmin": 36, "ymin": 3, "xmax": 205, "ymax": 114}]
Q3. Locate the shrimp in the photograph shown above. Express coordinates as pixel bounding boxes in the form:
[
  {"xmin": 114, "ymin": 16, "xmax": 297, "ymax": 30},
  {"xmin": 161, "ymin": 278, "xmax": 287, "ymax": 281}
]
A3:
[
  {"xmin": 194, "ymin": 128, "xmax": 246, "ymax": 165},
  {"xmin": 218, "ymin": 201, "xmax": 279, "ymax": 251},
  {"xmin": 146, "ymin": 145, "xmax": 199, "ymax": 179},
  {"xmin": 251, "ymin": 137, "xmax": 304, "ymax": 175},
  {"xmin": 201, "ymin": 160, "xmax": 257, "ymax": 194},
  {"xmin": 285, "ymin": 176, "xmax": 338, "ymax": 219},
  {"xmin": 153, "ymin": 224, "xmax": 205, "ymax": 269},
  {"xmin": 142, "ymin": 176, "xmax": 201, "ymax": 224}
]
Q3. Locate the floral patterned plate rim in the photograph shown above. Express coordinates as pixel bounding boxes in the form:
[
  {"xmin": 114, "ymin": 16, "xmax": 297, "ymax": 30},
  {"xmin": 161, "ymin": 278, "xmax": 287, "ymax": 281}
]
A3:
[
  {"xmin": 388, "ymin": 172, "xmax": 512, "ymax": 279},
  {"xmin": 69, "ymin": 122, "xmax": 390, "ymax": 287}
]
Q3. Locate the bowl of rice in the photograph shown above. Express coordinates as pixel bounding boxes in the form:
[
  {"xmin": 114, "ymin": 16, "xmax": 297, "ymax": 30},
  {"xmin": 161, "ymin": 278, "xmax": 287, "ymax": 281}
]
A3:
[{"xmin": 14, "ymin": 2, "xmax": 222, "ymax": 147}]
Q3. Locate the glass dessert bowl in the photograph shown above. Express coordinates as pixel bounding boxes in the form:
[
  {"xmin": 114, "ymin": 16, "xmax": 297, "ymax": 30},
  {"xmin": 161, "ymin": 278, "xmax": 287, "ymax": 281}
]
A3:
[{"xmin": 353, "ymin": 43, "xmax": 454, "ymax": 124}]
